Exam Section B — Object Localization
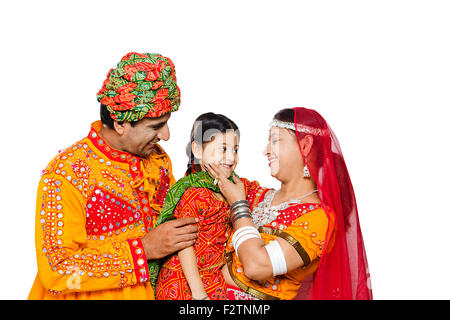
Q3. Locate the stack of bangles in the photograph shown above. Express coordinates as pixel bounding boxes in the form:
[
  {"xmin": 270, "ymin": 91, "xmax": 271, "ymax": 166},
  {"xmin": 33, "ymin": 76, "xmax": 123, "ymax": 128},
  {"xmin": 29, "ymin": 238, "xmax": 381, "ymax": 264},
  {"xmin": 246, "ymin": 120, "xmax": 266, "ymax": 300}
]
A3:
[
  {"xmin": 230, "ymin": 199, "xmax": 287, "ymax": 276},
  {"xmin": 230, "ymin": 200, "xmax": 258, "ymax": 258},
  {"xmin": 230, "ymin": 200, "xmax": 252, "ymax": 224}
]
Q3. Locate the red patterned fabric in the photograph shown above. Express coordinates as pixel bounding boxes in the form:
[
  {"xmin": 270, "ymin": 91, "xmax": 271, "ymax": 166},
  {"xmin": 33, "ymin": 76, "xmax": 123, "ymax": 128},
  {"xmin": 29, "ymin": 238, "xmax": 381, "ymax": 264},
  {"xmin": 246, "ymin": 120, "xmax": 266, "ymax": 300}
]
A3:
[
  {"xmin": 226, "ymin": 284, "xmax": 258, "ymax": 300},
  {"xmin": 96, "ymin": 52, "xmax": 180, "ymax": 122},
  {"xmin": 155, "ymin": 187, "xmax": 231, "ymax": 300},
  {"xmin": 225, "ymin": 190, "xmax": 330, "ymax": 300},
  {"xmin": 293, "ymin": 107, "xmax": 372, "ymax": 300}
]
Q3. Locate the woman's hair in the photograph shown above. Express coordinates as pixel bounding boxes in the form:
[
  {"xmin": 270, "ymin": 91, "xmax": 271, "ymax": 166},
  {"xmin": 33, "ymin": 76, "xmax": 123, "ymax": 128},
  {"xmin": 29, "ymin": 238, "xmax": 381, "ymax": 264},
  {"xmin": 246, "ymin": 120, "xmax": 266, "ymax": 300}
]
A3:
[
  {"xmin": 273, "ymin": 108, "xmax": 326, "ymax": 131},
  {"xmin": 186, "ymin": 112, "xmax": 240, "ymax": 175},
  {"xmin": 273, "ymin": 108, "xmax": 295, "ymax": 123}
]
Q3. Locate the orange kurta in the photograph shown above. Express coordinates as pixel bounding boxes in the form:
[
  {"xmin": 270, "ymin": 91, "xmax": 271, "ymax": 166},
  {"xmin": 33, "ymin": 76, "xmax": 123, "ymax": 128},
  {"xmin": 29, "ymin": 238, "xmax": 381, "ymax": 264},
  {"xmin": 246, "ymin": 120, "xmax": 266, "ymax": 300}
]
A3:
[
  {"xmin": 28, "ymin": 121, "xmax": 175, "ymax": 300},
  {"xmin": 226, "ymin": 186, "xmax": 336, "ymax": 300}
]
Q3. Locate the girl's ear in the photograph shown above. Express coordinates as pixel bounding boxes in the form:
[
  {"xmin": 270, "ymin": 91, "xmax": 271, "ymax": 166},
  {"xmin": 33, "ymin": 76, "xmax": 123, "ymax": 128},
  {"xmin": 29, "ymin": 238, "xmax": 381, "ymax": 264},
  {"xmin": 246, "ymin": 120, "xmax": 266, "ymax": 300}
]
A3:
[{"xmin": 191, "ymin": 141, "xmax": 203, "ymax": 162}]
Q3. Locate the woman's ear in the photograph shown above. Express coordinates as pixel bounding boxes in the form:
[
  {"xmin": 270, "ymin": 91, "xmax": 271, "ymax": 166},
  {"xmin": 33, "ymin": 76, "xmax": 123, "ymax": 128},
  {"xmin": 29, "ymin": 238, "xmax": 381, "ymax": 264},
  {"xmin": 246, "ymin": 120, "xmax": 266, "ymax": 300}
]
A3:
[
  {"xmin": 191, "ymin": 141, "xmax": 203, "ymax": 162},
  {"xmin": 299, "ymin": 135, "xmax": 314, "ymax": 158}
]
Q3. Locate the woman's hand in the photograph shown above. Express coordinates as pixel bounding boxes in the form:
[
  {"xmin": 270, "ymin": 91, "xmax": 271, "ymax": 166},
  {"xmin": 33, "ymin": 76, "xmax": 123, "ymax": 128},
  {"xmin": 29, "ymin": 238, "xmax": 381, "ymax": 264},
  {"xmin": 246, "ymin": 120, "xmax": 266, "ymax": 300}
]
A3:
[{"xmin": 205, "ymin": 163, "xmax": 246, "ymax": 204}]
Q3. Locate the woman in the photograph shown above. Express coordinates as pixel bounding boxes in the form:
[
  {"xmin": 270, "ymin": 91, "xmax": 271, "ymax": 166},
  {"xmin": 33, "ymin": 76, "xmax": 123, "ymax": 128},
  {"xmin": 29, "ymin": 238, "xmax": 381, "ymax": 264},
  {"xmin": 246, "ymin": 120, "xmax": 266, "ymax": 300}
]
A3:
[{"xmin": 206, "ymin": 107, "xmax": 372, "ymax": 300}]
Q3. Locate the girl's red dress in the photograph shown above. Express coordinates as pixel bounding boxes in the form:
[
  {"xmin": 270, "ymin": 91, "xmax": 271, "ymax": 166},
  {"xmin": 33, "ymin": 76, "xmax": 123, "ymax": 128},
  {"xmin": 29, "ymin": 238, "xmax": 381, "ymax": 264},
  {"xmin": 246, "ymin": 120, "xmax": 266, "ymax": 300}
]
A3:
[{"xmin": 155, "ymin": 187, "xmax": 231, "ymax": 300}]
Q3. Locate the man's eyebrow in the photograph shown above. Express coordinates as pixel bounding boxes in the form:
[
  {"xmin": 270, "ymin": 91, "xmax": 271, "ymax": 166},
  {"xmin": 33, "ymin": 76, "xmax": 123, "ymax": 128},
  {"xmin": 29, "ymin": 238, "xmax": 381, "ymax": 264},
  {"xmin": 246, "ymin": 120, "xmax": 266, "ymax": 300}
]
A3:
[{"xmin": 149, "ymin": 120, "xmax": 168, "ymax": 129}]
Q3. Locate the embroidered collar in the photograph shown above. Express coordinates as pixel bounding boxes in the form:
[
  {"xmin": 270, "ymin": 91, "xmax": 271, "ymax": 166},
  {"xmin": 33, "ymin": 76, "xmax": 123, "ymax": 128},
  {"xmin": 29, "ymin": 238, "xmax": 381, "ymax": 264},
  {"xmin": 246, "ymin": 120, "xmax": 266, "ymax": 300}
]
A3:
[{"xmin": 87, "ymin": 121, "xmax": 167, "ymax": 165}]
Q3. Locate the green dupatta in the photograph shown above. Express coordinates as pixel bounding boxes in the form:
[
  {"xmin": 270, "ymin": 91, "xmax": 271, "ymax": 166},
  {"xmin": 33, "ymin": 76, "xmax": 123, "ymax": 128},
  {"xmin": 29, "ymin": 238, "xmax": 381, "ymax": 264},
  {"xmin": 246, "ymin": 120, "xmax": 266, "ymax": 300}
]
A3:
[{"xmin": 148, "ymin": 170, "xmax": 237, "ymax": 291}]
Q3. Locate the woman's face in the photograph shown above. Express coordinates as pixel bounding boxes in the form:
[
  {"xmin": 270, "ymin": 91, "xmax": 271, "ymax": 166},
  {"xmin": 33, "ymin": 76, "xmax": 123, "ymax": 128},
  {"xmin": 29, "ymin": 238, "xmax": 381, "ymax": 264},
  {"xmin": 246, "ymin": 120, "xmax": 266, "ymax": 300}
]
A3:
[
  {"xmin": 193, "ymin": 131, "xmax": 239, "ymax": 177},
  {"xmin": 264, "ymin": 127, "xmax": 304, "ymax": 181}
]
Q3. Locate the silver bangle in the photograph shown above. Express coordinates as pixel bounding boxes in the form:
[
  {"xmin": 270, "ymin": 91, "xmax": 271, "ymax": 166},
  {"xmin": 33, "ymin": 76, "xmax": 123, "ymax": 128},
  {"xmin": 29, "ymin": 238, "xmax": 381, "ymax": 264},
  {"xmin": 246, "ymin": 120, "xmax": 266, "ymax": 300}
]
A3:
[
  {"xmin": 231, "ymin": 200, "xmax": 250, "ymax": 211},
  {"xmin": 231, "ymin": 204, "xmax": 250, "ymax": 213},
  {"xmin": 231, "ymin": 207, "xmax": 251, "ymax": 216},
  {"xmin": 231, "ymin": 209, "xmax": 251, "ymax": 221},
  {"xmin": 232, "ymin": 213, "xmax": 252, "ymax": 224}
]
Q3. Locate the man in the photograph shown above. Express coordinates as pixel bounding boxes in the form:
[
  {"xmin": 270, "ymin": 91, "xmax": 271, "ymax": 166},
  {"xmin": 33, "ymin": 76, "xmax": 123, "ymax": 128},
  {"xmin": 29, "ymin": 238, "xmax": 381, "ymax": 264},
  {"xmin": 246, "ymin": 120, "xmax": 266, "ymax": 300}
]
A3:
[{"xmin": 28, "ymin": 52, "xmax": 198, "ymax": 299}]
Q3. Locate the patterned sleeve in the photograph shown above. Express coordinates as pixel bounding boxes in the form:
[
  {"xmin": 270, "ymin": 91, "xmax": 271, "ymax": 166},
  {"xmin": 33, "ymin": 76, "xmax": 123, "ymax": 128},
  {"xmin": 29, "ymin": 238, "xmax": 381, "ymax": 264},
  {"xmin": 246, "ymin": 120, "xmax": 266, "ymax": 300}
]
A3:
[
  {"xmin": 34, "ymin": 168, "xmax": 148, "ymax": 295},
  {"xmin": 173, "ymin": 187, "xmax": 210, "ymax": 219},
  {"xmin": 240, "ymin": 177, "xmax": 271, "ymax": 209},
  {"xmin": 278, "ymin": 208, "xmax": 333, "ymax": 265}
]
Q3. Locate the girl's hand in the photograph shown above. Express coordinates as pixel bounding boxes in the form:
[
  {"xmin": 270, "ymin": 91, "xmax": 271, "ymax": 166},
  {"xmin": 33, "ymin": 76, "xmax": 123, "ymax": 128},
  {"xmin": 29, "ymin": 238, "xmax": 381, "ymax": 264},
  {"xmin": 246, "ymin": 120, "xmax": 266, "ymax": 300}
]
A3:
[{"xmin": 205, "ymin": 163, "xmax": 246, "ymax": 204}]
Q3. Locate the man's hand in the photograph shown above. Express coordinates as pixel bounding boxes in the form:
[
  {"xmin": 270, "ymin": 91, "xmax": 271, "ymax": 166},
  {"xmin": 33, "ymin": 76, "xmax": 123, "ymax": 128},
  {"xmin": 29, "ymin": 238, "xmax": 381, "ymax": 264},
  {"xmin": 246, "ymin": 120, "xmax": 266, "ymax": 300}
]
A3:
[{"xmin": 142, "ymin": 217, "xmax": 199, "ymax": 260}]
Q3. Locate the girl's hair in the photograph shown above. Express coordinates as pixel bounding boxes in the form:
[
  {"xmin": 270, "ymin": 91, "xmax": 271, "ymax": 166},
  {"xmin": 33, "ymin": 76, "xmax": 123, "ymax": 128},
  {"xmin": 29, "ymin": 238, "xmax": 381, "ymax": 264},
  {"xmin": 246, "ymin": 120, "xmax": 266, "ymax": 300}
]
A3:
[{"xmin": 186, "ymin": 112, "xmax": 240, "ymax": 175}]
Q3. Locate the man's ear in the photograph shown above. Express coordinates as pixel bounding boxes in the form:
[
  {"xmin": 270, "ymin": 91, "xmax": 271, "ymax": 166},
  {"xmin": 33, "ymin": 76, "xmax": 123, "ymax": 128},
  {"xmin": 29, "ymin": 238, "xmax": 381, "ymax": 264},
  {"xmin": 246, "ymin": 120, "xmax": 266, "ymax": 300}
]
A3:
[
  {"xmin": 113, "ymin": 121, "xmax": 128, "ymax": 136},
  {"xmin": 191, "ymin": 141, "xmax": 203, "ymax": 161}
]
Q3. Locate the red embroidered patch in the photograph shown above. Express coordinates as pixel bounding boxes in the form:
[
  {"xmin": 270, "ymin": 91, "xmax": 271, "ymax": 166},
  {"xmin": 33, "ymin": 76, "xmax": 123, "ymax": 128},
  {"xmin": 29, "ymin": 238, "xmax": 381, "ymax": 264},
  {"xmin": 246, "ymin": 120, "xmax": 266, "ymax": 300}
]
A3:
[
  {"xmin": 269, "ymin": 203, "xmax": 321, "ymax": 229},
  {"xmin": 85, "ymin": 187, "xmax": 140, "ymax": 235}
]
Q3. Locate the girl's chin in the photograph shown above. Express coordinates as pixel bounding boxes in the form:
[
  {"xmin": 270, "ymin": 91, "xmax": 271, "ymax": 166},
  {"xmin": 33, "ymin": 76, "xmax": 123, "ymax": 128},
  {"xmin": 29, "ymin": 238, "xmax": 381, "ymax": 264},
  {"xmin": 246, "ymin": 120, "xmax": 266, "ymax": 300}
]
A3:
[
  {"xmin": 221, "ymin": 166, "xmax": 235, "ymax": 176},
  {"xmin": 202, "ymin": 164, "xmax": 235, "ymax": 175}
]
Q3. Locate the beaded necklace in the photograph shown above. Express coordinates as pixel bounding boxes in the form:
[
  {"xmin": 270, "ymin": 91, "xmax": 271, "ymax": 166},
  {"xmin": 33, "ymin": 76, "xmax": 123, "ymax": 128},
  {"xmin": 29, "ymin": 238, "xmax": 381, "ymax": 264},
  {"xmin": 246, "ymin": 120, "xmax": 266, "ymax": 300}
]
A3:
[{"xmin": 252, "ymin": 189, "xmax": 318, "ymax": 227}]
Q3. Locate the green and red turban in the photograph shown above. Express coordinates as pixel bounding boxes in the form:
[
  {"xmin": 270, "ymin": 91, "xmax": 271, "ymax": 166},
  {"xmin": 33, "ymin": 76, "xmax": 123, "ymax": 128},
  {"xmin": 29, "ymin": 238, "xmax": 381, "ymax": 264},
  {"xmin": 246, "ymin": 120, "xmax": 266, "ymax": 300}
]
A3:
[{"xmin": 97, "ymin": 52, "xmax": 180, "ymax": 122}]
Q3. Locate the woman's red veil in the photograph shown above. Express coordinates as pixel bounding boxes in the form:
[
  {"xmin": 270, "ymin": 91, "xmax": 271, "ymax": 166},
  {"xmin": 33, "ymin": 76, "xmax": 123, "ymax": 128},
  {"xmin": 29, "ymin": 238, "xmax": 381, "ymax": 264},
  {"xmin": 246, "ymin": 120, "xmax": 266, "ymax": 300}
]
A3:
[{"xmin": 291, "ymin": 107, "xmax": 372, "ymax": 300}]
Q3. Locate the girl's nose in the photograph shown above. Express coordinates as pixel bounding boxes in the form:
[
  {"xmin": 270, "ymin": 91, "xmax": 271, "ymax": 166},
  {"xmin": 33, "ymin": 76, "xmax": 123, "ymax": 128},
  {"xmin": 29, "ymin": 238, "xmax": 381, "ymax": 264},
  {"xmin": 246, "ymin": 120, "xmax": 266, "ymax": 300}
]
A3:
[{"xmin": 224, "ymin": 150, "xmax": 235, "ymax": 162}]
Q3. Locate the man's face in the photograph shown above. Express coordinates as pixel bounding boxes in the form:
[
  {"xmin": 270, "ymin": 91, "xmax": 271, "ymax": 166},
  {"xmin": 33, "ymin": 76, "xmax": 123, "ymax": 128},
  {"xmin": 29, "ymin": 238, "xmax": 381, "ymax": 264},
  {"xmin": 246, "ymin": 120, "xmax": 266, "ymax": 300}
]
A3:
[{"xmin": 120, "ymin": 113, "xmax": 171, "ymax": 158}]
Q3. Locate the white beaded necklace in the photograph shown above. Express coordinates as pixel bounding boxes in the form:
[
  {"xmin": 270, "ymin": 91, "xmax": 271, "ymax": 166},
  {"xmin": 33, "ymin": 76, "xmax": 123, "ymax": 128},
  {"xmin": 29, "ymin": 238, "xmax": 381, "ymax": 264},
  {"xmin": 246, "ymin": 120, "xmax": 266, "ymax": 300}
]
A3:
[{"xmin": 252, "ymin": 189, "xmax": 318, "ymax": 227}]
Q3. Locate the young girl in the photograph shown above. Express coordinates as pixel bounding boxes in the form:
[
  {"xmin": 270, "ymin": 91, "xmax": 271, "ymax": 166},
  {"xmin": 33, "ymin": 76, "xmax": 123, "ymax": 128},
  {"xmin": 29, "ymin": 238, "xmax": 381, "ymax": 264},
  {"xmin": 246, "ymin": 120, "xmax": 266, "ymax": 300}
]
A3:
[{"xmin": 153, "ymin": 112, "xmax": 256, "ymax": 300}]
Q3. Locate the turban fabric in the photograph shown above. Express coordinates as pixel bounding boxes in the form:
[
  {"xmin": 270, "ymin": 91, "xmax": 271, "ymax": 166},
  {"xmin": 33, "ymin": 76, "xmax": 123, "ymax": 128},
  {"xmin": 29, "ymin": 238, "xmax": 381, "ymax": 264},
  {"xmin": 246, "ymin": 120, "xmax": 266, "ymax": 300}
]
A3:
[{"xmin": 97, "ymin": 52, "xmax": 180, "ymax": 122}]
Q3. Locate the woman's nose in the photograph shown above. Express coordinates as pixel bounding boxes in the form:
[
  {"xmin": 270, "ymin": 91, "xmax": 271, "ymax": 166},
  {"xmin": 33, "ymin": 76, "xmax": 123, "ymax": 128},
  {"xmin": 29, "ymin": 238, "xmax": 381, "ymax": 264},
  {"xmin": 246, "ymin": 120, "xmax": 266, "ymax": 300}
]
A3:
[{"xmin": 263, "ymin": 143, "xmax": 270, "ymax": 156}]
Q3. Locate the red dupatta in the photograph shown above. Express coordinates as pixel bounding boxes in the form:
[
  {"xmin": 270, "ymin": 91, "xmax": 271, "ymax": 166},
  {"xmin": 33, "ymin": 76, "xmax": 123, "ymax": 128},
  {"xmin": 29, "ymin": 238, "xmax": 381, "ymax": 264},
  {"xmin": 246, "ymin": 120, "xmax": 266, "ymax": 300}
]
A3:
[{"xmin": 293, "ymin": 107, "xmax": 372, "ymax": 300}]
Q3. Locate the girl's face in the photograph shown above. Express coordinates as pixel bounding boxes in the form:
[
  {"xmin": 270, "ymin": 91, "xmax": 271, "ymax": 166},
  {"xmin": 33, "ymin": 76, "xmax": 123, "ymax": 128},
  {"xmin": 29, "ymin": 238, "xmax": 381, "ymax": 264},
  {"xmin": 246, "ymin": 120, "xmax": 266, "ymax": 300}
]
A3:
[
  {"xmin": 192, "ymin": 131, "xmax": 239, "ymax": 177},
  {"xmin": 264, "ymin": 127, "xmax": 304, "ymax": 181}
]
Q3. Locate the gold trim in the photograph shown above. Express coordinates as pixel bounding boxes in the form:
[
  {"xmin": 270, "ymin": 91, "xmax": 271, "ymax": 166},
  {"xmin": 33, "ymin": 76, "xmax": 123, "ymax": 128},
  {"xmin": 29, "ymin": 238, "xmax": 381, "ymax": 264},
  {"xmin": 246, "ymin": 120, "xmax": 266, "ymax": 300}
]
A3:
[
  {"xmin": 258, "ymin": 226, "xmax": 311, "ymax": 266},
  {"xmin": 199, "ymin": 262, "xmax": 225, "ymax": 272},
  {"xmin": 225, "ymin": 253, "xmax": 279, "ymax": 300}
]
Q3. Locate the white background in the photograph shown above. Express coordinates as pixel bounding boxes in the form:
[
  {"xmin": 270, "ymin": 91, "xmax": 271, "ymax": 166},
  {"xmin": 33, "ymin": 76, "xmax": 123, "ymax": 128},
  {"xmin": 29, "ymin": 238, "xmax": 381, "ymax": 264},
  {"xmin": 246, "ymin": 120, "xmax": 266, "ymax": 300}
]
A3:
[{"xmin": 0, "ymin": 0, "xmax": 449, "ymax": 299}]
